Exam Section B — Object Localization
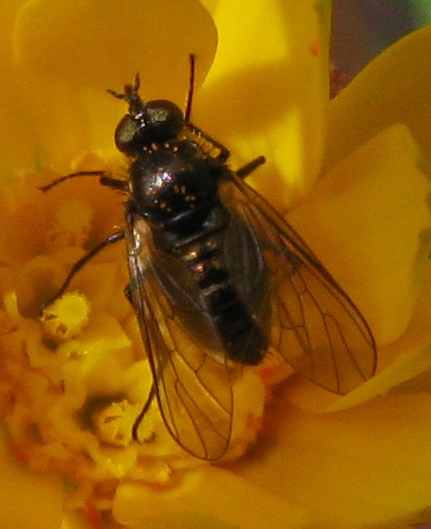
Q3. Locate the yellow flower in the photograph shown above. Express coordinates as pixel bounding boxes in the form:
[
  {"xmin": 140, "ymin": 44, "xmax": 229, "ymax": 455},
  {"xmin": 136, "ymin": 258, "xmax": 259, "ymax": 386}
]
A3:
[{"xmin": 1, "ymin": 1, "xmax": 431, "ymax": 529}]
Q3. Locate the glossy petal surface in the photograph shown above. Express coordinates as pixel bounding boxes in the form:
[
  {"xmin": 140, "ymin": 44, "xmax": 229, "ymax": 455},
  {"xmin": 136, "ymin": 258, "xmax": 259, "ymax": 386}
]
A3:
[
  {"xmin": 195, "ymin": 0, "xmax": 331, "ymax": 211},
  {"xmin": 11, "ymin": 0, "xmax": 217, "ymax": 169},
  {"xmin": 231, "ymin": 390, "xmax": 431, "ymax": 529}
]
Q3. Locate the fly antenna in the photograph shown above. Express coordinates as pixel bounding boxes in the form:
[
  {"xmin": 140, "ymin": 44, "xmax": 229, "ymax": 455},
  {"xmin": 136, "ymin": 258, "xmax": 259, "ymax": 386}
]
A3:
[
  {"xmin": 107, "ymin": 73, "xmax": 141, "ymax": 101},
  {"xmin": 107, "ymin": 74, "xmax": 146, "ymax": 118}
]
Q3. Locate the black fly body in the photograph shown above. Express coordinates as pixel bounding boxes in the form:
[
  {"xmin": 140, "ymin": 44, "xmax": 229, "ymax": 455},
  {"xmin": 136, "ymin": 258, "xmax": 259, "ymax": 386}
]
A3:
[{"xmin": 40, "ymin": 54, "xmax": 377, "ymax": 460}]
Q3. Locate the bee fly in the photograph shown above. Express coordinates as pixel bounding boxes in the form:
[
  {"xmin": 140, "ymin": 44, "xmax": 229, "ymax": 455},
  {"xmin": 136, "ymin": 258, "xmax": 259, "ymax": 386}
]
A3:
[{"xmin": 40, "ymin": 54, "xmax": 377, "ymax": 460}]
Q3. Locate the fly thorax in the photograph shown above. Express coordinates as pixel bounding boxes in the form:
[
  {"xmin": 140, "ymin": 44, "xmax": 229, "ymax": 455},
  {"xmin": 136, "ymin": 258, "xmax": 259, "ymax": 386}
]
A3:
[{"xmin": 130, "ymin": 140, "xmax": 221, "ymax": 227}]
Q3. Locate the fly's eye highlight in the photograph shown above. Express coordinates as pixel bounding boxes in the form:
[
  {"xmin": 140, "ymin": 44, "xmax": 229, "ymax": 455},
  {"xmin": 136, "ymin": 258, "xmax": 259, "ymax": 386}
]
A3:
[
  {"xmin": 145, "ymin": 100, "xmax": 185, "ymax": 139},
  {"xmin": 114, "ymin": 114, "xmax": 143, "ymax": 156}
]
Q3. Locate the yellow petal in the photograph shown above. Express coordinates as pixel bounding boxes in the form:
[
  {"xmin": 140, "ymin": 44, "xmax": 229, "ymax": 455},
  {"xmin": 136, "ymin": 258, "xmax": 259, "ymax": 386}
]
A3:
[
  {"xmin": 11, "ymin": 0, "xmax": 217, "ymax": 168},
  {"xmin": 194, "ymin": 0, "xmax": 332, "ymax": 212},
  {"xmin": 0, "ymin": 425, "xmax": 64, "ymax": 529},
  {"xmin": 112, "ymin": 466, "xmax": 312, "ymax": 529},
  {"xmin": 0, "ymin": 1, "xmax": 39, "ymax": 178},
  {"xmin": 324, "ymin": 23, "xmax": 431, "ymax": 175},
  {"xmin": 230, "ymin": 389, "xmax": 431, "ymax": 529},
  {"xmin": 288, "ymin": 124, "xmax": 431, "ymax": 347},
  {"xmin": 327, "ymin": 266, "xmax": 431, "ymax": 407},
  {"xmin": 315, "ymin": 264, "xmax": 431, "ymax": 409},
  {"xmin": 13, "ymin": 0, "xmax": 216, "ymax": 93},
  {"xmin": 199, "ymin": 0, "xmax": 218, "ymax": 14},
  {"xmin": 60, "ymin": 512, "xmax": 92, "ymax": 529}
]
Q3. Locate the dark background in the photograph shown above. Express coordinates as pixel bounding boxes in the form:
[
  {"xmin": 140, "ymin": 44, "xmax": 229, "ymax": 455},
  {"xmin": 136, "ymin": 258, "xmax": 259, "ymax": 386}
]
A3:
[{"xmin": 332, "ymin": 0, "xmax": 431, "ymax": 82}]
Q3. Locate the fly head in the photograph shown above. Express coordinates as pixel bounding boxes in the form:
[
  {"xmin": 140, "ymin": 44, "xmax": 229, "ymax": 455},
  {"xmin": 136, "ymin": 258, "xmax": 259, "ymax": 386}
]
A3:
[{"xmin": 108, "ymin": 74, "xmax": 185, "ymax": 157}]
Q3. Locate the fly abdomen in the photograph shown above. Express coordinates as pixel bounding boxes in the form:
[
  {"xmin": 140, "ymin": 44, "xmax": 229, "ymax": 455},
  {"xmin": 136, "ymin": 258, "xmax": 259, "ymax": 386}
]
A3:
[{"xmin": 188, "ymin": 250, "xmax": 267, "ymax": 365}]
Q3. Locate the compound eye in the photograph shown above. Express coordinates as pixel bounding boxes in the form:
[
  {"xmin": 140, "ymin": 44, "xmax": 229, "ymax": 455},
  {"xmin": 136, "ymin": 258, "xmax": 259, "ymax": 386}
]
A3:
[
  {"xmin": 114, "ymin": 114, "xmax": 143, "ymax": 156},
  {"xmin": 146, "ymin": 100, "xmax": 184, "ymax": 140},
  {"xmin": 113, "ymin": 100, "xmax": 185, "ymax": 156}
]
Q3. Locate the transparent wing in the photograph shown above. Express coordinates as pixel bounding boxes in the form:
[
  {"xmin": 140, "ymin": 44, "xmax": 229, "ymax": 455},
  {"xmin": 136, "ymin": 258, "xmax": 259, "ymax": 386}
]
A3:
[
  {"xmin": 224, "ymin": 174, "xmax": 377, "ymax": 394},
  {"xmin": 125, "ymin": 215, "xmax": 233, "ymax": 460}
]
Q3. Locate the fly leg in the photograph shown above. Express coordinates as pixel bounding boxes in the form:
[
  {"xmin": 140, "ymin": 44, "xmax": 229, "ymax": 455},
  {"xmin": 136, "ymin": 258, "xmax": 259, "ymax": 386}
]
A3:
[
  {"xmin": 185, "ymin": 122, "xmax": 231, "ymax": 163},
  {"xmin": 186, "ymin": 122, "xmax": 266, "ymax": 174},
  {"xmin": 183, "ymin": 51, "xmax": 264, "ymax": 173},
  {"xmin": 183, "ymin": 54, "xmax": 230, "ymax": 162},
  {"xmin": 236, "ymin": 156, "xmax": 266, "ymax": 179},
  {"xmin": 47, "ymin": 231, "xmax": 126, "ymax": 304},
  {"xmin": 132, "ymin": 384, "xmax": 157, "ymax": 442},
  {"xmin": 123, "ymin": 275, "xmax": 144, "ymax": 306},
  {"xmin": 39, "ymin": 172, "xmax": 128, "ymax": 193},
  {"xmin": 122, "ymin": 272, "xmax": 157, "ymax": 442}
]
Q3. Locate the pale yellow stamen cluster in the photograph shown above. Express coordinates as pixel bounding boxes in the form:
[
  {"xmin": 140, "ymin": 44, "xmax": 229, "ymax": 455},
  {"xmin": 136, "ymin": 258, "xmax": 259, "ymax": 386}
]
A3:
[
  {"xmin": 91, "ymin": 399, "xmax": 141, "ymax": 447},
  {"xmin": 41, "ymin": 292, "xmax": 91, "ymax": 343}
]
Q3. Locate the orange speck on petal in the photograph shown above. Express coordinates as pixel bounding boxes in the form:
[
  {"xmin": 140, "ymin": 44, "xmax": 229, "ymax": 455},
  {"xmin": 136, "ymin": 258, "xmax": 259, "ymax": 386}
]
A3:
[
  {"xmin": 83, "ymin": 504, "xmax": 105, "ymax": 529},
  {"xmin": 9, "ymin": 442, "xmax": 30, "ymax": 465},
  {"xmin": 309, "ymin": 39, "xmax": 320, "ymax": 57}
]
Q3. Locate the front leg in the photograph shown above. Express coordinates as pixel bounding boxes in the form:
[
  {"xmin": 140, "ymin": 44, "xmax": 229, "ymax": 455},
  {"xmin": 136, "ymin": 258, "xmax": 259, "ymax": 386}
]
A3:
[
  {"xmin": 46, "ymin": 231, "xmax": 126, "ymax": 305},
  {"xmin": 185, "ymin": 122, "xmax": 230, "ymax": 163}
]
